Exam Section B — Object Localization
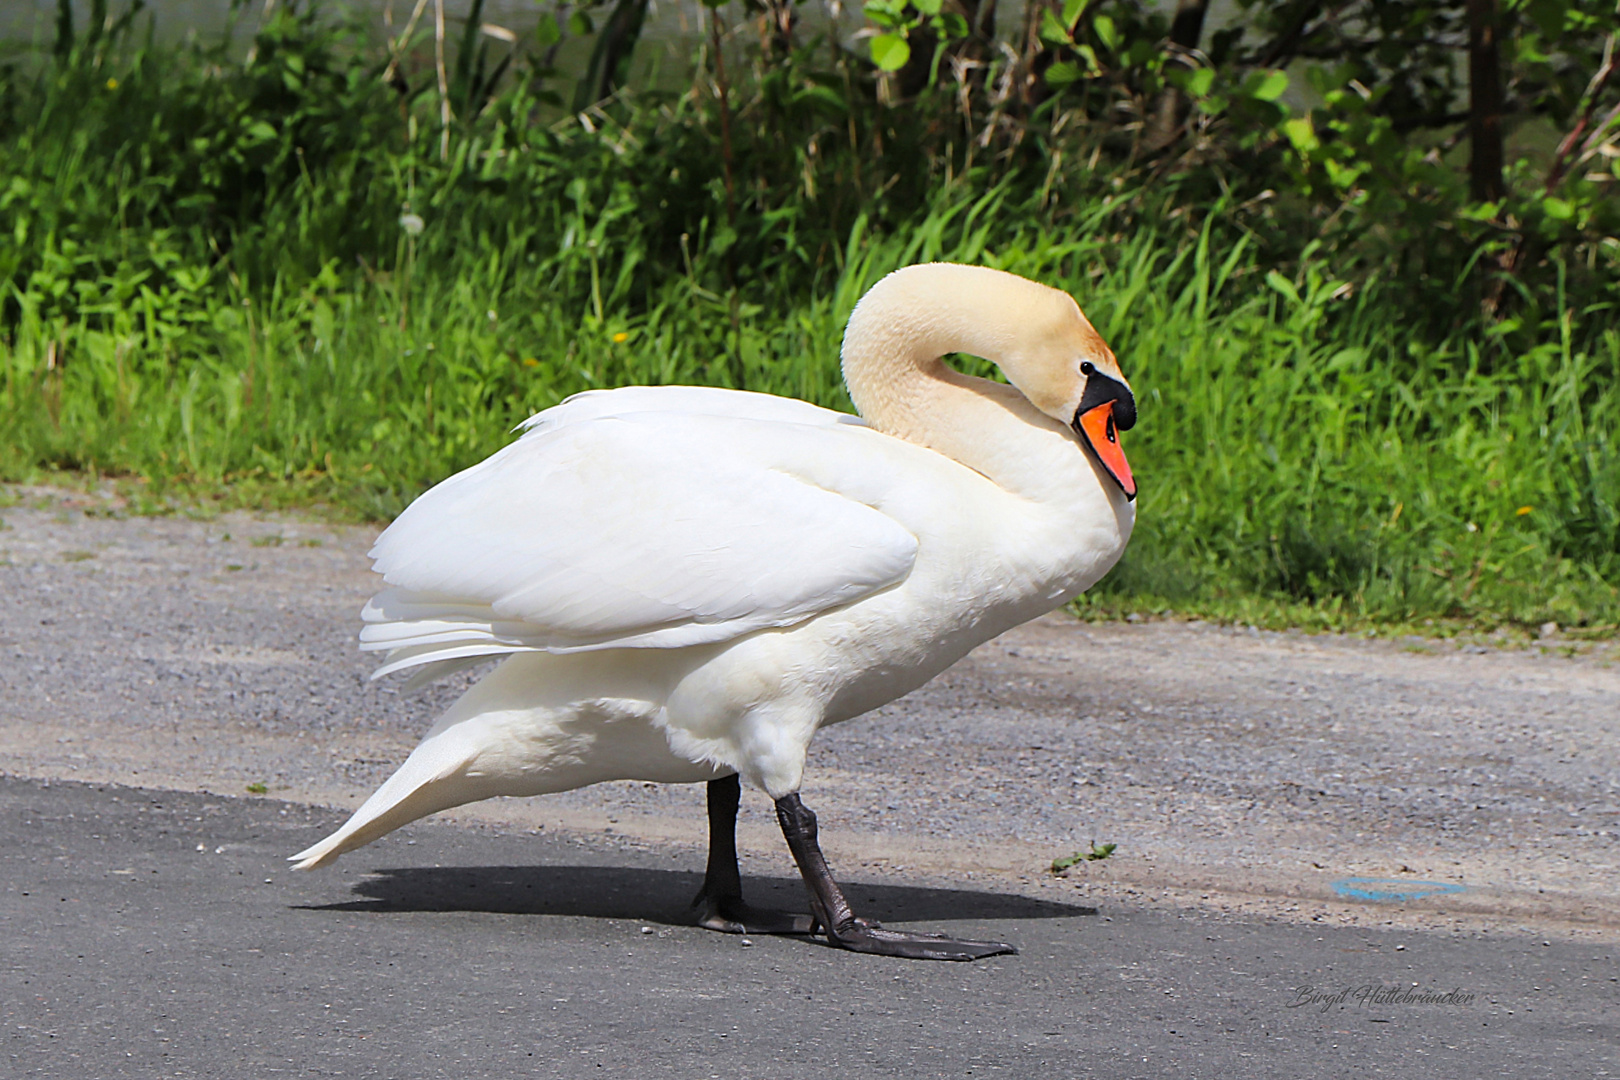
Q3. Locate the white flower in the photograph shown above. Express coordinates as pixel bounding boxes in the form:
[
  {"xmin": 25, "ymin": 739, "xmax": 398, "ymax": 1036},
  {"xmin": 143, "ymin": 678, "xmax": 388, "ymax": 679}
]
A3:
[{"xmin": 399, "ymin": 212, "xmax": 425, "ymax": 237}]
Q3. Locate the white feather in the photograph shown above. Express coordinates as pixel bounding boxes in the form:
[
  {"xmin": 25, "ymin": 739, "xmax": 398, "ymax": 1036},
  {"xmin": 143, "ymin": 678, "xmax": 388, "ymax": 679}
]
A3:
[
  {"xmin": 290, "ymin": 264, "xmax": 1137, "ymax": 871},
  {"xmin": 361, "ymin": 407, "xmax": 918, "ymax": 673}
]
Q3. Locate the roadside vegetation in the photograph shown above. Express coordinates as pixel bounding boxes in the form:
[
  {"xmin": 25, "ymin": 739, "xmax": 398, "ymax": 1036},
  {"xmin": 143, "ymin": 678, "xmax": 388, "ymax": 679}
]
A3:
[{"xmin": 1, "ymin": 0, "xmax": 1617, "ymax": 634}]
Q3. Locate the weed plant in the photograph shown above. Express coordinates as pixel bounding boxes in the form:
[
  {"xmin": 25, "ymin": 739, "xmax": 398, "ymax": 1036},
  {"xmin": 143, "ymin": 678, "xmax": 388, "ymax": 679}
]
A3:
[{"xmin": 1, "ymin": 5, "xmax": 1616, "ymax": 632}]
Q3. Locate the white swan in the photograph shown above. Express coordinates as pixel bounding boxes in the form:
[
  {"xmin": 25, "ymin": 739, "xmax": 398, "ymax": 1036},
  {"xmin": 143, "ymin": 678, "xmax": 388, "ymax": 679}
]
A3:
[{"xmin": 290, "ymin": 262, "xmax": 1138, "ymax": 960}]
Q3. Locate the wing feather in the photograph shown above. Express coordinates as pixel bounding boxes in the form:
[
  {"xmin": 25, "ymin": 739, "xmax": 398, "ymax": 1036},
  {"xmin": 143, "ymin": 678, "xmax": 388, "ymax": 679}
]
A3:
[{"xmin": 361, "ymin": 394, "xmax": 916, "ymax": 680}]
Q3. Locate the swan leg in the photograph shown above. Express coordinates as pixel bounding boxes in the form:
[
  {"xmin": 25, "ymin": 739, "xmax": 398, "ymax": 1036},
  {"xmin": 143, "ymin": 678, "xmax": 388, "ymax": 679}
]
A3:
[
  {"xmin": 691, "ymin": 774, "xmax": 816, "ymax": 935},
  {"xmin": 774, "ymin": 793, "xmax": 1017, "ymax": 962}
]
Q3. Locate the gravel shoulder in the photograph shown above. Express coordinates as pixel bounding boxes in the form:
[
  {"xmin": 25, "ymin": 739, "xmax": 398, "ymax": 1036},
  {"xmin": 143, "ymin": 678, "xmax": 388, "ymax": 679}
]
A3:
[{"xmin": 2, "ymin": 486, "xmax": 1618, "ymax": 944}]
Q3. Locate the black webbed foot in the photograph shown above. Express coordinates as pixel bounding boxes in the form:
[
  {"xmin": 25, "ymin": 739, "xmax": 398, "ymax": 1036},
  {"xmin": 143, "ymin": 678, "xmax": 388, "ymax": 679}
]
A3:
[
  {"xmin": 823, "ymin": 917, "xmax": 1016, "ymax": 961},
  {"xmin": 692, "ymin": 773, "xmax": 816, "ymax": 937},
  {"xmin": 775, "ymin": 792, "xmax": 1018, "ymax": 962},
  {"xmin": 692, "ymin": 891, "xmax": 816, "ymax": 936}
]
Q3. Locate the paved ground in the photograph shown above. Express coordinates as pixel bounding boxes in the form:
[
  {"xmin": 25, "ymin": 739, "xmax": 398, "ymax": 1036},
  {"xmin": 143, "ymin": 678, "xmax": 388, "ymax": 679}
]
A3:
[
  {"xmin": 5, "ymin": 776, "xmax": 1617, "ymax": 1079},
  {"xmin": 2, "ymin": 486, "xmax": 1618, "ymax": 1076}
]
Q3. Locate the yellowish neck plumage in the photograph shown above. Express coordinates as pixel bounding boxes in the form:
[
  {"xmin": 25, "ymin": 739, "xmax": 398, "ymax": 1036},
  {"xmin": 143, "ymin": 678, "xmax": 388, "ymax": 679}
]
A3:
[{"xmin": 839, "ymin": 263, "xmax": 1085, "ymax": 495}]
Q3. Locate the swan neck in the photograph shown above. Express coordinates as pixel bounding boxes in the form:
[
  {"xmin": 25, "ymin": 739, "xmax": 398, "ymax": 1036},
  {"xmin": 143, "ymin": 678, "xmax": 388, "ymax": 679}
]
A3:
[{"xmin": 840, "ymin": 266, "xmax": 1028, "ymax": 446}]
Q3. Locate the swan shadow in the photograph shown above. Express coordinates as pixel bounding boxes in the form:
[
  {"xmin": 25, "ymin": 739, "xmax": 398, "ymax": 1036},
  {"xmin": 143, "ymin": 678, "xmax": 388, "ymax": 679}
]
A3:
[{"xmin": 306, "ymin": 865, "xmax": 1097, "ymax": 926}]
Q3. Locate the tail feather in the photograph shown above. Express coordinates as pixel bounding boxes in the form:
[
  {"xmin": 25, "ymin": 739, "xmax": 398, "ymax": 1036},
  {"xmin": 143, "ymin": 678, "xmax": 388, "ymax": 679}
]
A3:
[{"xmin": 288, "ymin": 733, "xmax": 484, "ymax": 870}]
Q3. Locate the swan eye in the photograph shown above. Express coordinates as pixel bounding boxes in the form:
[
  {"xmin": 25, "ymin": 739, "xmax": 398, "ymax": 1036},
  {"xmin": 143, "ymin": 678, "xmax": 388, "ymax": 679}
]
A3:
[{"xmin": 1080, "ymin": 361, "xmax": 1096, "ymax": 377}]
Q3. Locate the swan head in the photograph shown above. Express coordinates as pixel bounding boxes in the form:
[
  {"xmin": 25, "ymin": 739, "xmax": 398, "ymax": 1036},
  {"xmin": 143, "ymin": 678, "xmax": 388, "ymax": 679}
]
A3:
[
  {"xmin": 844, "ymin": 262, "xmax": 1139, "ymax": 500},
  {"xmin": 991, "ymin": 280, "xmax": 1138, "ymax": 502}
]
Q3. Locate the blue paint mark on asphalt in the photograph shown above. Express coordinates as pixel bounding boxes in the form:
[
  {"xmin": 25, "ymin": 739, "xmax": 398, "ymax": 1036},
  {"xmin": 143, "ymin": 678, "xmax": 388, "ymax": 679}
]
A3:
[{"xmin": 1331, "ymin": 878, "xmax": 1466, "ymax": 902}]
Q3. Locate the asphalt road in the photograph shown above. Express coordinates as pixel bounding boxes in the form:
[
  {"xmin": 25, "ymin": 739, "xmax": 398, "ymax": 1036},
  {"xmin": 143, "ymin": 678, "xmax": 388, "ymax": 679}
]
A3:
[
  {"xmin": 2, "ymin": 486, "xmax": 1619, "ymax": 1077},
  {"xmin": 5, "ymin": 775, "xmax": 1617, "ymax": 1080}
]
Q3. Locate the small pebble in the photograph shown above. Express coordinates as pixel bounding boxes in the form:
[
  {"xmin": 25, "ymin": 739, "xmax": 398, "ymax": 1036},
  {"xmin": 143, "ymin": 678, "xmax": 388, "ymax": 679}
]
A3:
[{"xmin": 640, "ymin": 926, "xmax": 654, "ymax": 935}]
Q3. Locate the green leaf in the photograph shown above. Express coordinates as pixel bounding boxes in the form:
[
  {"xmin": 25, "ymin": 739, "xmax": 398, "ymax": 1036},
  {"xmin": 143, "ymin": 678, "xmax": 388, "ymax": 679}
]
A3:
[
  {"xmin": 1185, "ymin": 67, "xmax": 1215, "ymax": 98},
  {"xmin": 1061, "ymin": 0, "xmax": 1089, "ymax": 31},
  {"xmin": 1323, "ymin": 157, "xmax": 1364, "ymax": 189},
  {"xmin": 1250, "ymin": 69, "xmax": 1289, "ymax": 102},
  {"xmin": 912, "ymin": 0, "xmax": 943, "ymax": 16},
  {"xmin": 1124, "ymin": 38, "xmax": 1157, "ymax": 67},
  {"xmin": 1093, "ymin": 13, "xmax": 1119, "ymax": 51},
  {"xmin": 1542, "ymin": 196, "xmax": 1574, "ymax": 221},
  {"xmin": 863, "ymin": 0, "xmax": 907, "ymax": 20},
  {"xmin": 1282, "ymin": 117, "xmax": 1319, "ymax": 154},
  {"xmin": 870, "ymin": 33, "xmax": 910, "ymax": 72},
  {"xmin": 535, "ymin": 13, "xmax": 560, "ymax": 48},
  {"xmin": 1265, "ymin": 270, "xmax": 1300, "ymax": 304},
  {"xmin": 566, "ymin": 10, "xmax": 593, "ymax": 36},
  {"xmin": 1039, "ymin": 8, "xmax": 1071, "ymax": 46},
  {"xmin": 793, "ymin": 84, "xmax": 848, "ymax": 114},
  {"xmin": 1051, "ymin": 841, "xmax": 1116, "ymax": 873},
  {"xmin": 1044, "ymin": 60, "xmax": 1083, "ymax": 88}
]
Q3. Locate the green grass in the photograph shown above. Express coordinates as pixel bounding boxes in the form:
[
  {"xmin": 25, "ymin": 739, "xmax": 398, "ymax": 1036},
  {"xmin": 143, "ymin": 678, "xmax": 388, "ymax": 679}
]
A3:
[
  {"xmin": 2, "ymin": 7, "xmax": 1617, "ymax": 634},
  {"xmin": 7, "ymin": 200, "xmax": 1617, "ymax": 631}
]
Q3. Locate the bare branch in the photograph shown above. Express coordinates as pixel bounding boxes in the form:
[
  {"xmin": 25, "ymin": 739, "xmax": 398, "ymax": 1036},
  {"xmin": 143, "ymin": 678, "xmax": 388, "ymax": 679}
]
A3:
[
  {"xmin": 1544, "ymin": 24, "xmax": 1619, "ymax": 196},
  {"xmin": 434, "ymin": 0, "xmax": 451, "ymax": 160},
  {"xmin": 382, "ymin": 0, "xmax": 431, "ymax": 88}
]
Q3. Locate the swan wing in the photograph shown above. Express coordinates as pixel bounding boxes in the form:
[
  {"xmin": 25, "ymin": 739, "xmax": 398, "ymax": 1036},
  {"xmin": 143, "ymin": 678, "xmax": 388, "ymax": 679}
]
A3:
[
  {"xmin": 361, "ymin": 408, "xmax": 918, "ymax": 677},
  {"xmin": 519, "ymin": 385, "xmax": 865, "ymax": 433}
]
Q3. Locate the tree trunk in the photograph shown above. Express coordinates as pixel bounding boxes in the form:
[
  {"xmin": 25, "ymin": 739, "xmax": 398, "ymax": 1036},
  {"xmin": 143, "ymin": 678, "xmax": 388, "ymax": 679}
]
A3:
[
  {"xmin": 1143, "ymin": 0, "xmax": 1210, "ymax": 152},
  {"xmin": 1013, "ymin": 0, "xmax": 1055, "ymax": 114},
  {"xmin": 760, "ymin": 0, "xmax": 797, "ymax": 60},
  {"xmin": 574, "ymin": 0, "xmax": 652, "ymax": 110},
  {"xmin": 952, "ymin": 0, "xmax": 998, "ymax": 92},
  {"xmin": 1467, "ymin": 0, "xmax": 1505, "ymax": 202},
  {"xmin": 896, "ymin": 24, "xmax": 940, "ymax": 98},
  {"xmin": 1167, "ymin": 0, "xmax": 1208, "ymax": 52}
]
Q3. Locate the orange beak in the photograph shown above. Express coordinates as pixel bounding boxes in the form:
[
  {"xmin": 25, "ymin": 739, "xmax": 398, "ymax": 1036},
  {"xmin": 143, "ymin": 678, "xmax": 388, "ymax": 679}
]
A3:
[{"xmin": 1076, "ymin": 400, "xmax": 1136, "ymax": 501}]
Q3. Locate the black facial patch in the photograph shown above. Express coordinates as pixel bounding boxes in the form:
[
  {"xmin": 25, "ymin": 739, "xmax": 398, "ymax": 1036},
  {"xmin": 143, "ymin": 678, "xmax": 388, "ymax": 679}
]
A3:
[{"xmin": 1074, "ymin": 369, "xmax": 1136, "ymax": 431}]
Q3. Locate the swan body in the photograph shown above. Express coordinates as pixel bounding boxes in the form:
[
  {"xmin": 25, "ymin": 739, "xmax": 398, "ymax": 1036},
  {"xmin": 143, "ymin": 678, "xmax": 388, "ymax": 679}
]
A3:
[{"xmin": 290, "ymin": 263, "xmax": 1138, "ymax": 947}]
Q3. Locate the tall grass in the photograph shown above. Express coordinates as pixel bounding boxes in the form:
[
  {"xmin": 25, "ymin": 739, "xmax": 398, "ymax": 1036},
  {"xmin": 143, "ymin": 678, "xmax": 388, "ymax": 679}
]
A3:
[{"xmin": 2, "ymin": 5, "xmax": 1617, "ymax": 631}]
